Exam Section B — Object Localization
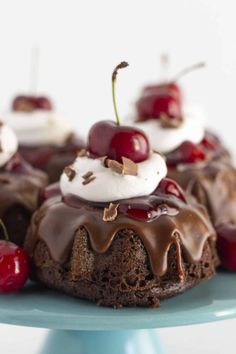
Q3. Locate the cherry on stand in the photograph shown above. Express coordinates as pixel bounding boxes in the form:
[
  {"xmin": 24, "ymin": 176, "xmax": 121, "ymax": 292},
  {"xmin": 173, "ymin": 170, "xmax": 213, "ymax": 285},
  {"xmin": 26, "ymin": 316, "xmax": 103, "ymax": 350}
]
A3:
[{"xmin": 0, "ymin": 220, "xmax": 29, "ymax": 292}]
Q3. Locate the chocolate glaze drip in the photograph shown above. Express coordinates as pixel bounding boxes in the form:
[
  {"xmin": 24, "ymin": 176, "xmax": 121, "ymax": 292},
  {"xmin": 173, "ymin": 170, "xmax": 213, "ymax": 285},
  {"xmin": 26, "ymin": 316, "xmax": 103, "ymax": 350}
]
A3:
[{"xmin": 25, "ymin": 190, "xmax": 215, "ymax": 277}]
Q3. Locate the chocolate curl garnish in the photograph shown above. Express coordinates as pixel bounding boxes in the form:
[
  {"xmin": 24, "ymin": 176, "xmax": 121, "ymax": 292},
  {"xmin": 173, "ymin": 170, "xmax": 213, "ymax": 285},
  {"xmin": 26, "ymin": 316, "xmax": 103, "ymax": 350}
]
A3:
[
  {"xmin": 122, "ymin": 157, "xmax": 138, "ymax": 176},
  {"xmin": 103, "ymin": 203, "xmax": 119, "ymax": 222},
  {"xmin": 160, "ymin": 114, "xmax": 182, "ymax": 129},
  {"xmin": 64, "ymin": 166, "xmax": 76, "ymax": 182},
  {"xmin": 82, "ymin": 171, "xmax": 96, "ymax": 185},
  {"xmin": 107, "ymin": 157, "xmax": 138, "ymax": 176},
  {"xmin": 107, "ymin": 160, "xmax": 123, "ymax": 174},
  {"xmin": 77, "ymin": 149, "xmax": 89, "ymax": 157},
  {"xmin": 173, "ymin": 233, "xmax": 185, "ymax": 282},
  {"xmin": 99, "ymin": 156, "xmax": 109, "ymax": 167}
]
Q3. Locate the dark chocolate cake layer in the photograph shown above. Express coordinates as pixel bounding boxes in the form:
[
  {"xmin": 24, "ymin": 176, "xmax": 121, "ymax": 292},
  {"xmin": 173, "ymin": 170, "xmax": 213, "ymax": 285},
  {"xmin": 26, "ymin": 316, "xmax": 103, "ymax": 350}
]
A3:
[
  {"xmin": 0, "ymin": 154, "xmax": 48, "ymax": 246},
  {"xmin": 25, "ymin": 188, "xmax": 218, "ymax": 308}
]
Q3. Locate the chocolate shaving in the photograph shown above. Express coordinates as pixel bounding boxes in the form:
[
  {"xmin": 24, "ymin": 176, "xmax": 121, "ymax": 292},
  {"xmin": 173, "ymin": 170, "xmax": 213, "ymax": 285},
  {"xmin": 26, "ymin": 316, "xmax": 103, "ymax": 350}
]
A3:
[
  {"xmin": 160, "ymin": 114, "xmax": 182, "ymax": 129},
  {"xmin": 107, "ymin": 159, "xmax": 123, "ymax": 174},
  {"xmin": 0, "ymin": 121, "xmax": 3, "ymax": 127},
  {"xmin": 103, "ymin": 203, "xmax": 119, "ymax": 222},
  {"xmin": 82, "ymin": 171, "xmax": 96, "ymax": 185},
  {"xmin": 77, "ymin": 149, "xmax": 89, "ymax": 157},
  {"xmin": 122, "ymin": 157, "xmax": 138, "ymax": 176},
  {"xmin": 64, "ymin": 166, "xmax": 76, "ymax": 181},
  {"xmin": 82, "ymin": 171, "xmax": 93, "ymax": 179},
  {"xmin": 99, "ymin": 156, "xmax": 109, "ymax": 167},
  {"xmin": 107, "ymin": 158, "xmax": 138, "ymax": 176}
]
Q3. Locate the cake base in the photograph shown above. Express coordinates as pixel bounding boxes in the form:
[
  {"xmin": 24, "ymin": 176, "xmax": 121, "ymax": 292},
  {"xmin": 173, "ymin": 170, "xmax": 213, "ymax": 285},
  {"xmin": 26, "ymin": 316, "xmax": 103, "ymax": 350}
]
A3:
[{"xmin": 39, "ymin": 330, "xmax": 164, "ymax": 354}]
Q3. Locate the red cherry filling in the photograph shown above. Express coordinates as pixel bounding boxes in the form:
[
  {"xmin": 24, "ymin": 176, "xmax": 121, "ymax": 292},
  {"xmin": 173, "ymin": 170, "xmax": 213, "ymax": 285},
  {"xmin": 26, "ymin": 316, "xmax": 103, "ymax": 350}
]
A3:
[
  {"xmin": 216, "ymin": 224, "xmax": 236, "ymax": 271},
  {"xmin": 0, "ymin": 240, "xmax": 29, "ymax": 292},
  {"xmin": 167, "ymin": 141, "xmax": 206, "ymax": 166},
  {"xmin": 87, "ymin": 121, "xmax": 150, "ymax": 163},
  {"xmin": 136, "ymin": 93, "xmax": 182, "ymax": 122},
  {"xmin": 157, "ymin": 178, "xmax": 186, "ymax": 202},
  {"xmin": 12, "ymin": 95, "xmax": 52, "ymax": 112}
]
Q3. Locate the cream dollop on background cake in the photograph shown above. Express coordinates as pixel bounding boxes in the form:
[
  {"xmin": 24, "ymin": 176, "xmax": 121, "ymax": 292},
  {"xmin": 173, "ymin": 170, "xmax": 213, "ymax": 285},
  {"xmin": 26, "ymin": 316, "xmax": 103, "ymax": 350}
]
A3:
[
  {"xmin": 2, "ymin": 111, "xmax": 72, "ymax": 147},
  {"xmin": 60, "ymin": 153, "xmax": 167, "ymax": 202},
  {"xmin": 131, "ymin": 106, "xmax": 205, "ymax": 153},
  {"xmin": 0, "ymin": 123, "xmax": 18, "ymax": 167}
]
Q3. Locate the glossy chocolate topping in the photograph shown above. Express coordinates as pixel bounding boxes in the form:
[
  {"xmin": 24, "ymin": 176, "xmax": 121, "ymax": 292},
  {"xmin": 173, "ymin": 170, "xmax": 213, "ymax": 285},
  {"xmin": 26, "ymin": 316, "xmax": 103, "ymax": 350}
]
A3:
[{"xmin": 25, "ymin": 188, "xmax": 215, "ymax": 278}]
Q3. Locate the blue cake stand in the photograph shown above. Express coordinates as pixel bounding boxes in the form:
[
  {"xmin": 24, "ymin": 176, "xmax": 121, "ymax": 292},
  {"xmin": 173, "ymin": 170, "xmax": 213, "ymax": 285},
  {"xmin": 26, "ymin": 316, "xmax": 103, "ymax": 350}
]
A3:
[{"xmin": 0, "ymin": 272, "xmax": 235, "ymax": 354}]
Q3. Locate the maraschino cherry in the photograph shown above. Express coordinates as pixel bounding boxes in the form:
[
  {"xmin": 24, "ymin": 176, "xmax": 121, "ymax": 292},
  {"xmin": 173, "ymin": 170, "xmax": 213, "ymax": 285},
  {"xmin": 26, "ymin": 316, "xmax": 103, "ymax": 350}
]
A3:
[
  {"xmin": 0, "ymin": 220, "xmax": 29, "ymax": 292},
  {"xmin": 216, "ymin": 224, "xmax": 236, "ymax": 272},
  {"xmin": 136, "ymin": 61, "xmax": 205, "ymax": 122},
  {"xmin": 12, "ymin": 95, "xmax": 52, "ymax": 112},
  {"xmin": 88, "ymin": 62, "xmax": 150, "ymax": 163}
]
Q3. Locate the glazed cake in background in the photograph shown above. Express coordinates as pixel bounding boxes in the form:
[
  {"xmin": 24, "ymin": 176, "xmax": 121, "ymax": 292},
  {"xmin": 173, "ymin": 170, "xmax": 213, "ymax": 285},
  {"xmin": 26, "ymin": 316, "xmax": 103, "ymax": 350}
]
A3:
[{"xmin": 2, "ymin": 94, "xmax": 84, "ymax": 183}]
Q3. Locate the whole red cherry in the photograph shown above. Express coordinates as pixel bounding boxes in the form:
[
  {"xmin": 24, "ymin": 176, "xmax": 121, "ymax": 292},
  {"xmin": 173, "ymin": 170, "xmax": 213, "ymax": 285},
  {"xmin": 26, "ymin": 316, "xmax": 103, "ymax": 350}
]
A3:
[
  {"xmin": 88, "ymin": 62, "xmax": 150, "ymax": 163},
  {"xmin": 167, "ymin": 141, "xmax": 206, "ymax": 166},
  {"xmin": 88, "ymin": 120, "xmax": 149, "ymax": 163},
  {"xmin": 216, "ymin": 224, "xmax": 236, "ymax": 272},
  {"xmin": 12, "ymin": 95, "xmax": 52, "ymax": 112},
  {"xmin": 142, "ymin": 82, "xmax": 182, "ymax": 103},
  {"xmin": 136, "ymin": 93, "xmax": 182, "ymax": 122}
]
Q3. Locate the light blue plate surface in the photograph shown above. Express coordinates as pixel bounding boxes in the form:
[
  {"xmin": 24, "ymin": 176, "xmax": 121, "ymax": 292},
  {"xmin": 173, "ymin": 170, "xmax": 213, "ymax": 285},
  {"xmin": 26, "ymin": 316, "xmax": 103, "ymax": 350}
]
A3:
[{"xmin": 0, "ymin": 272, "xmax": 235, "ymax": 331}]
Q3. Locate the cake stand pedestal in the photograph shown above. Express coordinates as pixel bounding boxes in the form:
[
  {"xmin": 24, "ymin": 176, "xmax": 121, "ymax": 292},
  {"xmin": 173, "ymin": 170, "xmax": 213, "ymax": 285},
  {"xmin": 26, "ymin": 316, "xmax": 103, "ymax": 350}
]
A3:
[{"xmin": 0, "ymin": 272, "xmax": 235, "ymax": 354}]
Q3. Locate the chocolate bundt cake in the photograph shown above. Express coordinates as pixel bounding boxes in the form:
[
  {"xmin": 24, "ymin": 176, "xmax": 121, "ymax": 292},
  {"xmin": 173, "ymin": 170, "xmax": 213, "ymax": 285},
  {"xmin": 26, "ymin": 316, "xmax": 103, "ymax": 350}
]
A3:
[
  {"xmin": 3, "ymin": 95, "xmax": 84, "ymax": 183},
  {"xmin": 25, "ymin": 184, "xmax": 217, "ymax": 308},
  {"xmin": 25, "ymin": 63, "xmax": 218, "ymax": 307},
  {"xmin": 0, "ymin": 153, "xmax": 48, "ymax": 246},
  {"xmin": 19, "ymin": 134, "xmax": 84, "ymax": 183},
  {"xmin": 0, "ymin": 121, "xmax": 47, "ymax": 246},
  {"xmin": 133, "ymin": 75, "xmax": 236, "ymax": 227}
]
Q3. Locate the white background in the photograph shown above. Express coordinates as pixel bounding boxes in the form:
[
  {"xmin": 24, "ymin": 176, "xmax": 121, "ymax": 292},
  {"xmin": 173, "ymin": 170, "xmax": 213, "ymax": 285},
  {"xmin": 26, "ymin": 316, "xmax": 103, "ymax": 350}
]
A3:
[{"xmin": 0, "ymin": 0, "xmax": 235, "ymax": 353}]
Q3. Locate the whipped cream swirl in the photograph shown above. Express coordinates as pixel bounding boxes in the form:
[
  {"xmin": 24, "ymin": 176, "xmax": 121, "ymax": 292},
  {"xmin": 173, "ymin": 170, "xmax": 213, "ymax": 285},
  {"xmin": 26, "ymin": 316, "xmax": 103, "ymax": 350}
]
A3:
[
  {"xmin": 0, "ymin": 123, "xmax": 18, "ymax": 167},
  {"xmin": 60, "ymin": 153, "xmax": 167, "ymax": 202},
  {"xmin": 2, "ymin": 110, "xmax": 72, "ymax": 147},
  {"xmin": 132, "ymin": 106, "xmax": 205, "ymax": 153}
]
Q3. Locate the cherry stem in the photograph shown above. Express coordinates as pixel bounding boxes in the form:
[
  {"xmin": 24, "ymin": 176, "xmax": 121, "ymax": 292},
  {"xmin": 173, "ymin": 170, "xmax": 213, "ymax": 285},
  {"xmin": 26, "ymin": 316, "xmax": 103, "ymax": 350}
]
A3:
[
  {"xmin": 112, "ymin": 61, "xmax": 129, "ymax": 125},
  {"xmin": 0, "ymin": 219, "xmax": 9, "ymax": 242},
  {"xmin": 173, "ymin": 62, "xmax": 206, "ymax": 82}
]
